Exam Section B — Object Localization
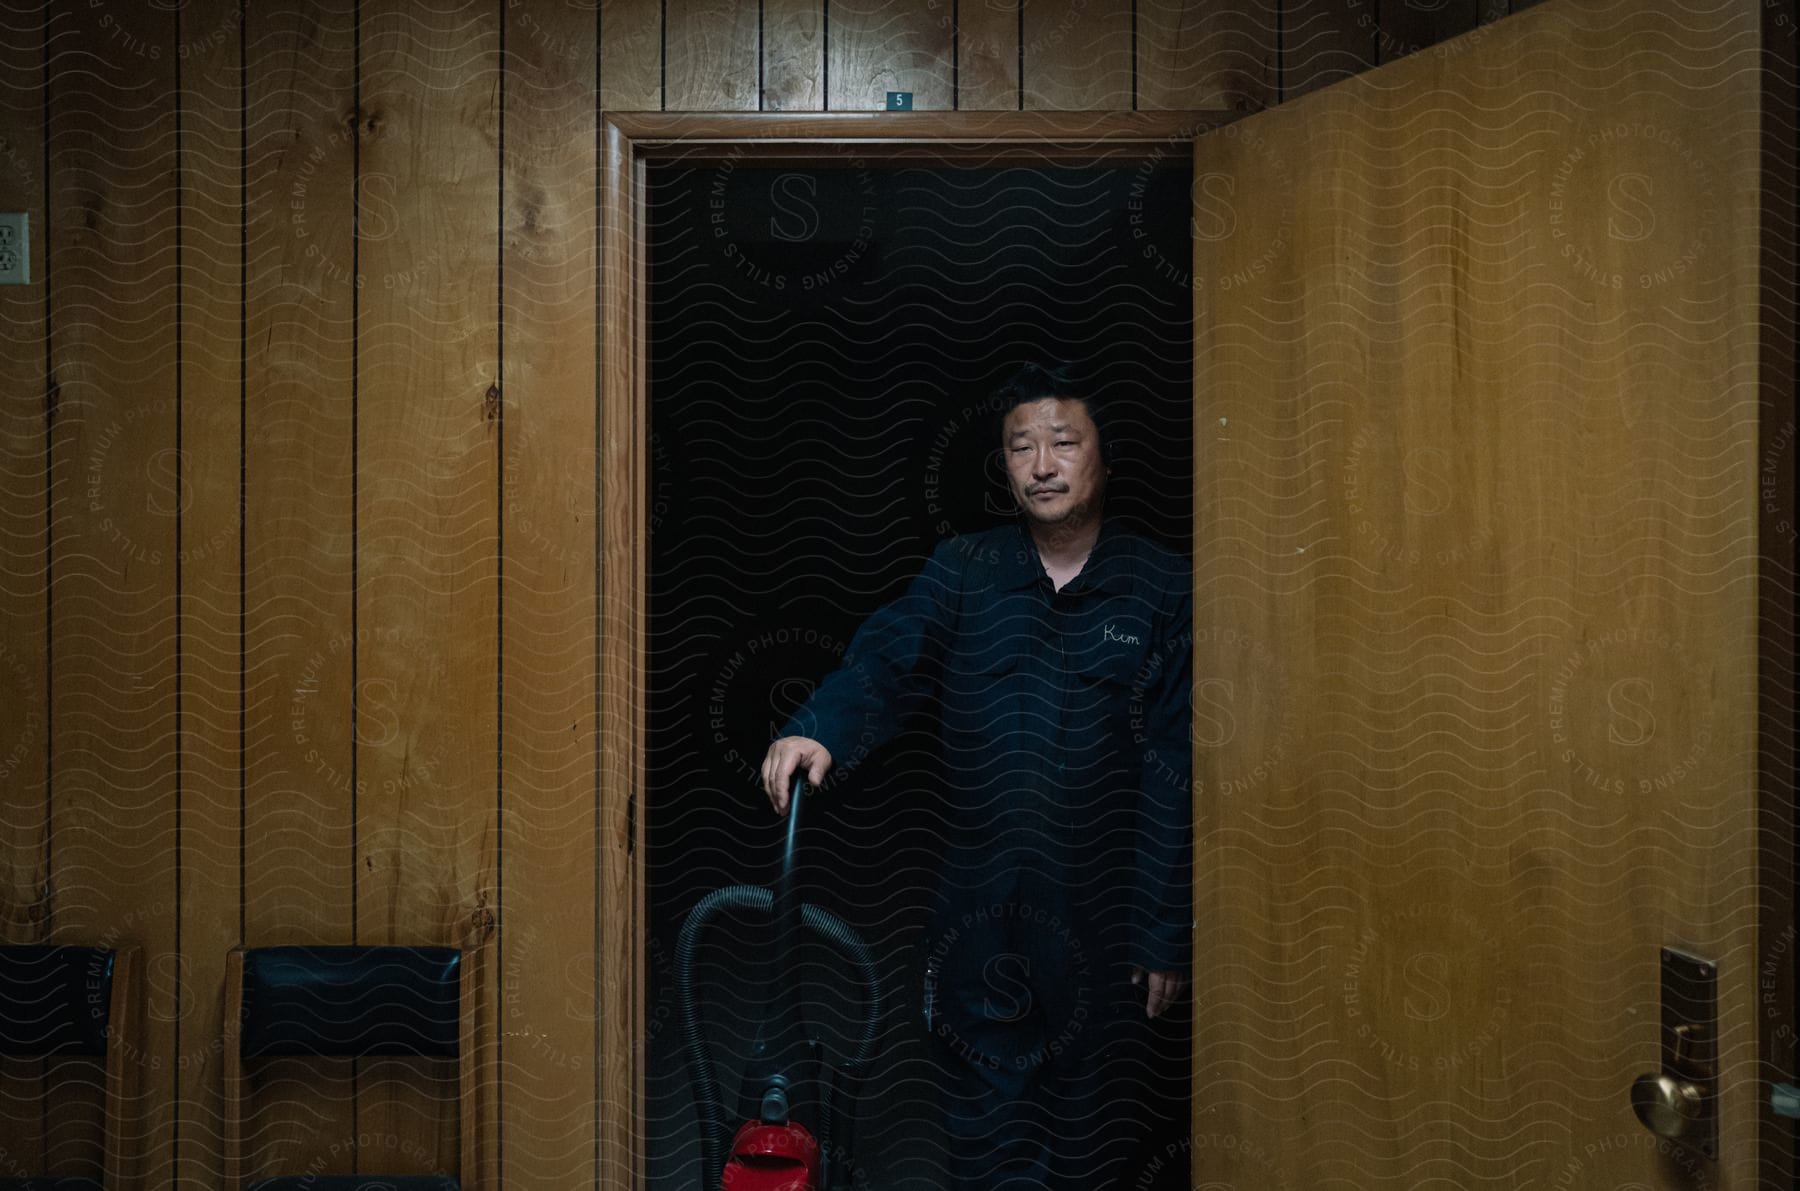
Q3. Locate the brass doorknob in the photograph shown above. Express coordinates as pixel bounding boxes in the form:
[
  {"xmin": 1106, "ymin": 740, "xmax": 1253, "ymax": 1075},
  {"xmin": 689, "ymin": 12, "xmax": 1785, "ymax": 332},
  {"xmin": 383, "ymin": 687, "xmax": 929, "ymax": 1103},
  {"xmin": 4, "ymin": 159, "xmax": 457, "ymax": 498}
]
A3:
[
  {"xmin": 1631, "ymin": 1071, "xmax": 1707, "ymax": 1140},
  {"xmin": 1633, "ymin": 1023, "xmax": 1712, "ymax": 1142}
]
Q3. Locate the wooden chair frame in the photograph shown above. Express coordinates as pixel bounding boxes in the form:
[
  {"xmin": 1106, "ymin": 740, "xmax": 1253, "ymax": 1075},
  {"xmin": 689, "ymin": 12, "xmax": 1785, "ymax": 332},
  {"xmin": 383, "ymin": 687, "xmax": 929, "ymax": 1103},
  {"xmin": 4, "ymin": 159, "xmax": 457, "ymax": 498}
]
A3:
[
  {"xmin": 102, "ymin": 946, "xmax": 139, "ymax": 1191},
  {"xmin": 222, "ymin": 917, "xmax": 494, "ymax": 1189}
]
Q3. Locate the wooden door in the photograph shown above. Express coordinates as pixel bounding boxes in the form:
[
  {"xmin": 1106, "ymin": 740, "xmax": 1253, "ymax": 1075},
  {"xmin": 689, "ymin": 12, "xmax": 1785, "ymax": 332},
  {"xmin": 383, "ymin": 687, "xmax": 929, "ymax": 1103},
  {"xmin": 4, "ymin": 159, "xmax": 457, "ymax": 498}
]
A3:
[{"xmin": 1189, "ymin": 0, "xmax": 1794, "ymax": 1187}]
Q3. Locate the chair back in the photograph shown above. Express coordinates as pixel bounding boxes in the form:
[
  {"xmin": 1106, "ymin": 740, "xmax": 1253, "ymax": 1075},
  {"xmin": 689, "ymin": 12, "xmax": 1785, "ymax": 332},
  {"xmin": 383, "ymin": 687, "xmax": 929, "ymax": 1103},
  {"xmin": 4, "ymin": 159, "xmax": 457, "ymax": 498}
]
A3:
[
  {"xmin": 0, "ymin": 943, "xmax": 139, "ymax": 1189},
  {"xmin": 0, "ymin": 945, "xmax": 117, "ymax": 1057},
  {"xmin": 238, "ymin": 945, "xmax": 462, "ymax": 1058},
  {"xmin": 225, "ymin": 937, "xmax": 487, "ymax": 1190}
]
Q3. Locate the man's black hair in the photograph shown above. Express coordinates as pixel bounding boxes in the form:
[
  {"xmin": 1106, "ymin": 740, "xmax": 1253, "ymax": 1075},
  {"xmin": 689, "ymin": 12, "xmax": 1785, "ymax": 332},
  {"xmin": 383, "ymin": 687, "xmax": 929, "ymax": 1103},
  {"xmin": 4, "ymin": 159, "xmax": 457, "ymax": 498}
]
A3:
[{"xmin": 989, "ymin": 359, "xmax": 1115, "ymax": 467}]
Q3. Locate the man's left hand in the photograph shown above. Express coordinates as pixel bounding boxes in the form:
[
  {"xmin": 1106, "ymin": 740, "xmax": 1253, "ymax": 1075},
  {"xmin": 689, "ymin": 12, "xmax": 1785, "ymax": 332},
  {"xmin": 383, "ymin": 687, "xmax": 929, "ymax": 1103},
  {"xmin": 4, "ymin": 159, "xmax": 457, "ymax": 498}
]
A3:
[{"xmin": 1130, "ymin": 965, "xmax": 1187, "ymax": 1019}]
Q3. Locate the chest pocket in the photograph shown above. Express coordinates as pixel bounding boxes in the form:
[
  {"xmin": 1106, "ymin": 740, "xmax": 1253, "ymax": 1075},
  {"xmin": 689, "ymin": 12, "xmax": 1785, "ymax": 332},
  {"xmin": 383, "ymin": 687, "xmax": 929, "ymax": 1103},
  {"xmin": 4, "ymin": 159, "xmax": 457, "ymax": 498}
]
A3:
[
  {"xmin": 946, "ymin": 632, "xmax": 1025, "ymax": 687},
  {"xmin": 947, "ymin": 587, "xmax": 1034, "ymax": 683},
  {"xmin": 942, "ymin": 633, "xmax": 1025, "ymax": 752},
  {"xmin": 1072, "ymin": 612, "xmax": 1154, "ymax": 694},
  {"xmin": 1065, "ymin": 615, "xmax": 1152, "ymax": 737}
]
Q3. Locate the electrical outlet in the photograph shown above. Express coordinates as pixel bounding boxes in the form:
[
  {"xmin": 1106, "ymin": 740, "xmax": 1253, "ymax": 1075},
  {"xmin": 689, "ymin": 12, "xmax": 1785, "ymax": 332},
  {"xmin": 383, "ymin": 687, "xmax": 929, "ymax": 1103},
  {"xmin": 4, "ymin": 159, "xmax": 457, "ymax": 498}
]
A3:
[{"xmin": 0, "ymin": 212, "xmax": 28, "ymax": 285}]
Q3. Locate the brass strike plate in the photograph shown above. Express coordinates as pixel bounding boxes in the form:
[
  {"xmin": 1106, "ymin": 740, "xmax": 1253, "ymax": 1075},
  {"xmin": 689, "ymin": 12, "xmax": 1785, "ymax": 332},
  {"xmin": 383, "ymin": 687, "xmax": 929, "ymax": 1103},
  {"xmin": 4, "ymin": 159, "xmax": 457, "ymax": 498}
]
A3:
[{"xmin": 1660, "ymin": 946, "xmax": 1718, "ymax": 1162}]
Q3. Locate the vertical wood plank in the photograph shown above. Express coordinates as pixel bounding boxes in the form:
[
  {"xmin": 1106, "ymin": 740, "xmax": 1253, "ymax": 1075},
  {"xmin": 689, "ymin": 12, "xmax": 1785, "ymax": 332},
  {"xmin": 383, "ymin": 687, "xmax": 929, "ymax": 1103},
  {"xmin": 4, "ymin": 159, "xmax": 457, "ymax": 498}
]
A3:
[
  {"xmin": 954, "ymin": 0, "xmax": 1019, "ymax": 110},
  {"xmin": 357, "ymin": 0, "xmax": 501, "ymax": 1175},
  {"xmin": 0, "ymin": 3, "xmax": 49, "ymax": 1172},
  {"xmin": 0, "ymin": 1055, "xmax": 43, "ymax": 1179},
  {"xmin": 501, "ymin": 0, "xmax": 600, "ymax": 1187},
  {"xmin": 176, "ymin": 0, "xmax": 246, "ymax": 1184},
  {"xmin": 1021, "ymin": 0, "xmax": 1132, "ymax": 110},
  {"xmin": 46, "ymin": 2, "xmax": 181, "ymax": 1184},
  {"xmin": 601, "ymin": 0, "xmax": 663, "ymax": 111},
  {"xmin": 0, "ymin": 0, "xmax": 50, "ymax": 951},
  {"xmin": 1138, "ymin": 0, "xmax": 1277, "ymax": 111},
  {"xmin": 243, "ymin": 0, "xmax": 361, "ymax": 1177},
  {"xmin": 1280, "ymin": 0, "xmax": 1374, "ymax": 101},
  {"xmin": 764, "ymin": 0, "xmax": 824, "ymax": 108},
  {"xmin": 664, "ymin": 0, "xmax": 758, "ymax": 109},
  {"xmin": 597, "ymin": 114, "xmax": 636, "ymax": 1191},
  {"xmin": 827, "ymin": 0, "xmax": 953, "ymax": 111},
  {"xmin": 1376, "ymin": 0, "xmax": 1478, "ymax": 63}
]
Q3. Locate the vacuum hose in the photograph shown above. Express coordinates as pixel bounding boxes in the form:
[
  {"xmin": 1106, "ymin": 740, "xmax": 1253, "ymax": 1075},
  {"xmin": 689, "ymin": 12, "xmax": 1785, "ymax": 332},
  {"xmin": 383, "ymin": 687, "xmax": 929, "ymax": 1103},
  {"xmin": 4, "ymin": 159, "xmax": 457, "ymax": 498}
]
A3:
[
  {"xmin": 676, "ymin": 778, "xmax": 884, "ymax": 1191},
  {"xmin": 676, "ymin": 888, "xmax": 883, "ymax": 1188}
]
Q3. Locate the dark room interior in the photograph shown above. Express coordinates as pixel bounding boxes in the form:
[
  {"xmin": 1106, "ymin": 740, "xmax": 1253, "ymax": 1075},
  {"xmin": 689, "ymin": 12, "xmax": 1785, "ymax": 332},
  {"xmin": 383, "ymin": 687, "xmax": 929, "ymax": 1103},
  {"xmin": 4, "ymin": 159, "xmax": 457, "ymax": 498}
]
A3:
[{"xmin": 644, "ymin": 158, "xmax": 1195, "ymax": 1190}]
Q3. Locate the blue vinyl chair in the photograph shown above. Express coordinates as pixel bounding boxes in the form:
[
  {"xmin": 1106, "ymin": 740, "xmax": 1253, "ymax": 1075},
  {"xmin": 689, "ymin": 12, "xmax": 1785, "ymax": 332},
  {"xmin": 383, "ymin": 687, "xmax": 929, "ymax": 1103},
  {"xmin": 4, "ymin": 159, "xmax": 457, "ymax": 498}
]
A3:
[
  {"xmin": 0, "ymin": 944, "xmax": 140, "ymax": 1191},
  {"xmin": 223, "ymin": 939, "xmax": 489, "ymax": 1191}
]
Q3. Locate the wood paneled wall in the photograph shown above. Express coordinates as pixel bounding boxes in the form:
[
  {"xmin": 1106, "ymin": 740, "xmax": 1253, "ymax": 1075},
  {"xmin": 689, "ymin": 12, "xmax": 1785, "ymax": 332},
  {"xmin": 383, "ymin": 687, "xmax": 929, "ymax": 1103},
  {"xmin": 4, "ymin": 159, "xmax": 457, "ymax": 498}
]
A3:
[{"xmin": 0, "ymin": 0, "xmax": 1537, "ymax": 1185}]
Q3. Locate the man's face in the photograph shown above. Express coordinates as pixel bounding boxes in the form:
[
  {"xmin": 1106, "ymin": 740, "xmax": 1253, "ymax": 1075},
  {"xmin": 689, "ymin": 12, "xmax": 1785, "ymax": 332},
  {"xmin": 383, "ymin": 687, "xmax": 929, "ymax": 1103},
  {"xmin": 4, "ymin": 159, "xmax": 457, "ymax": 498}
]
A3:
[{"xmin": 1001, "ymin": 397, "xmax": 1107, "ymax": 528}]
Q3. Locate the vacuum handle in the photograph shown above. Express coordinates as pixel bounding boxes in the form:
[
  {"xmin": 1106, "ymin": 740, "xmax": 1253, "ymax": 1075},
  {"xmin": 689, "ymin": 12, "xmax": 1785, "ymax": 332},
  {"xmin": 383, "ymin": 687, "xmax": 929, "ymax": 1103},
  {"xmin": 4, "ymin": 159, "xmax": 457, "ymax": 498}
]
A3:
[
  {"xmin": 744, "ymin": 773, "xmax": 809, "ymax": 1124},
  {"xmin": 773, "ymin": 773, "xmax": 806, "ymax": 967}
]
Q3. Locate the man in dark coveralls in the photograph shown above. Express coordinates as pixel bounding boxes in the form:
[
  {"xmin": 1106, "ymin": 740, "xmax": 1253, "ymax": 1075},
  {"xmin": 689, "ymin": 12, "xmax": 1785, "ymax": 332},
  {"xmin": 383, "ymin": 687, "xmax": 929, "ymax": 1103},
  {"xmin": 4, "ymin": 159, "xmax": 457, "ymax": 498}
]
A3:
[{"xmin": 759, "ymin": 361, "xmax": 1193, "ymax": 1190}]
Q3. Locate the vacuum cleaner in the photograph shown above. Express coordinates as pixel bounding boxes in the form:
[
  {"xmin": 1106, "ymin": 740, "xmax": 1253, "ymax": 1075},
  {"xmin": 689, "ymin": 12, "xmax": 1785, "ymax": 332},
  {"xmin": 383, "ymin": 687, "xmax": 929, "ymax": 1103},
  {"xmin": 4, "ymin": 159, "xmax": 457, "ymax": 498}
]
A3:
[{"xmin": 676, "ymin": 774, "xmax": 885, "ymax": 1191}]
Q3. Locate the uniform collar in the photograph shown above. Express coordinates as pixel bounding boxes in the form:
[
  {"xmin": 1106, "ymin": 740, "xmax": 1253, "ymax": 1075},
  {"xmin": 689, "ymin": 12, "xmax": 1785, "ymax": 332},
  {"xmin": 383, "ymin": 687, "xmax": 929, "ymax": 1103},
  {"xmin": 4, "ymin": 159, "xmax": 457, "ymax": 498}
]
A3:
[{"xmin": 1000, "ymin": 513, "xmax": 1134, "ymax": 594}]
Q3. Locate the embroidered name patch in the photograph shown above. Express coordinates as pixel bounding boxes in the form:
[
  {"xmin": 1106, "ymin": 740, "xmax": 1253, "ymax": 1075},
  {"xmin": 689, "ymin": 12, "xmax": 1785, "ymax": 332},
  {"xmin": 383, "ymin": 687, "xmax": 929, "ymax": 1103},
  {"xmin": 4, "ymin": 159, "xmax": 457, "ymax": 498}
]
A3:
[{"xmin": 1102, "ymin": 623, "xmax": 1141, "ymax": 646}]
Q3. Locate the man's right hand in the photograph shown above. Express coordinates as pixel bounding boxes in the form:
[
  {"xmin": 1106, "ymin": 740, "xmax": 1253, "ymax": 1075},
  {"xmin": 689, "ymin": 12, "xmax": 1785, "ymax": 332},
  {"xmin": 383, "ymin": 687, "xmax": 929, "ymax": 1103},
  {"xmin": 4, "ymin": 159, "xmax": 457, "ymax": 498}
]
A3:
[{"xmin": 760, "ymin": 736, "xmax": 834, "ymax": 816}]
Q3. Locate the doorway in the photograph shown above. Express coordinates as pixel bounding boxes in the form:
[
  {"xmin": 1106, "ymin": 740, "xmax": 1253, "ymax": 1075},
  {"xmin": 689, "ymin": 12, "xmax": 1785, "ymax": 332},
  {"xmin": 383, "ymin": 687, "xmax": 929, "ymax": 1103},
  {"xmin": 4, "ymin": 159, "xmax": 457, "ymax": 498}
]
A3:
[{"xmin": 643, "ymin": 154, "xmax": 1195, "ymax": 1190}]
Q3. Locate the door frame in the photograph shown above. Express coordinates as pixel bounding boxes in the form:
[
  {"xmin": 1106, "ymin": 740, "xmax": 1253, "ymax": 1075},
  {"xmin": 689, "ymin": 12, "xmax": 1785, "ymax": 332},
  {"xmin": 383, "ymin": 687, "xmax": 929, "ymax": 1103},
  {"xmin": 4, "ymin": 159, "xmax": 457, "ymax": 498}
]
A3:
[{"xmin": 595, "ymin": 108, "xmax": 1230, "ymax": 1188}]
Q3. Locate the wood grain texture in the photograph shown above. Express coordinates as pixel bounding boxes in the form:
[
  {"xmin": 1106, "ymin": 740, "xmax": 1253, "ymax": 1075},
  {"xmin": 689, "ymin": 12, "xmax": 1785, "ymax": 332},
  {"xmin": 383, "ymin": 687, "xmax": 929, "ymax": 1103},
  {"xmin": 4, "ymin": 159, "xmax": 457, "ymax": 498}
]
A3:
[
  {"xmin": 953, "ymin": 0, "xmax": 1019, "ymax": 109},
  {"xmin": 0, "ymin": 0, "xmax": 50, "ymax": 955},
  {"xmin": 46, "ymin": 3, "xmax": 181, "ymax": 1185},
  {"xmin": 828, "ymin": 0, "xmax": 953, "ymax": 110},
  {"xmin": 1137, "ymin": 0, "xmax": 1276, "ymax": 111},
  {"xmin": 1190, "ymin": 0, "xmax": 1773, "ymax": 1186},
  {"xmin": 604, "ymin": 107, "xmax": 1229, "ymax": 141},
  {"xmin": 0, "ymin": 1053, "xmax": 45, "ymax": 1181},
  {"xmin": 356, "ymin": 0, "xmax": 501, "ymax": 1175},
  {"xmin": 174, "ymin": 1, "xmax": 246, "ymax": 1185},
  {"xmin": 243, "ymin": 0, "xmax": 361, "ymax": 1176},
  {"xmin": 601, "ymin": 0, "xmax": 663, "ymax": 111},
  {"xmin": 0, "ymin": 0, "xmax": 47, "ymax": 1129},
  {"xmin": 500, "ymin": 1, "xmax": 600, "ymax": 1186},
  {"xmin": 1281, "ymin": 0, "xmax": 1374, "ymax": 101},
  {"xmin": 0, "ymin": 1, "xmax": 1786, "ymax": 1185},
  {"xmin": 597, "ymin": 115, "xmax": 637, "ymax": 1191},
  {"xmin": 665, "ymin": 0, "xmax": 758, "ymax": 109},
  {"xmin": 1021, "ymin": 0, "xmax": 1133, "ymax": 110},
  {"xmin": 764, "ymin": 0, "xmax": 824, "ymax": 107},
  {"xmin": 0, "ymin": 11, "xmax": 51, "ymax": 1170},
  {"xmin": 458, "ymin": 926, "xmax": 486, "ymax": 1182}
]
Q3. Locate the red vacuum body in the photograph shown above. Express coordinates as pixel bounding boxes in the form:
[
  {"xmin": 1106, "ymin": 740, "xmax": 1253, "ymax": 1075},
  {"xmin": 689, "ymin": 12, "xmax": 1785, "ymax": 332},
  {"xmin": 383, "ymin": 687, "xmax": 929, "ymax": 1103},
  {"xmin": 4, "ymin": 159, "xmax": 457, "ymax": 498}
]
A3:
[{"xmin": 720, "ymin": 1121, "xmax": 821, "ymax": 1191}]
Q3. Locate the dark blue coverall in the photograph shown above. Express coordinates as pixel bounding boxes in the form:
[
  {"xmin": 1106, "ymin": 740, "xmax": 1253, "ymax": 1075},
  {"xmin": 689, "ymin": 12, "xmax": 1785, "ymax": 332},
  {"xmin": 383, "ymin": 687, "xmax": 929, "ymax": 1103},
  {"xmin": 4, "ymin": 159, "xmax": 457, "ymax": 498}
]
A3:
[{"xmin": 778, "ymin": 514, "xmax": 1194, "ymax": 1191}]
